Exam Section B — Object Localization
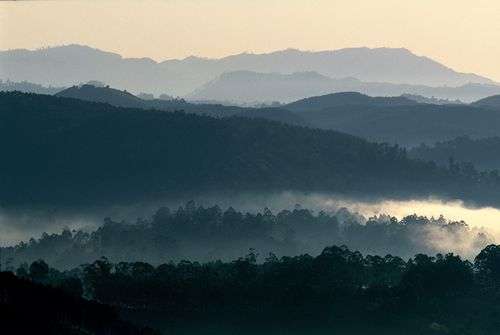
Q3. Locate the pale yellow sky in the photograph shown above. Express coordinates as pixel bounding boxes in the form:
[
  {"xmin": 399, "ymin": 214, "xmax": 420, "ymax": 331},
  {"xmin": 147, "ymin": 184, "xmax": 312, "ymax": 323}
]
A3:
[{"xmin": 1, "ymin": 0, "xmax": 500, "ymax": 80}]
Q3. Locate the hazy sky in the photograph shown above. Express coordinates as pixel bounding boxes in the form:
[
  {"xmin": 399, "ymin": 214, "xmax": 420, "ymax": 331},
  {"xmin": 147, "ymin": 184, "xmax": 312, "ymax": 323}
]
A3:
[{"xmin": 1, "ymin": 0, "xmax": 500, "ymax": 80}]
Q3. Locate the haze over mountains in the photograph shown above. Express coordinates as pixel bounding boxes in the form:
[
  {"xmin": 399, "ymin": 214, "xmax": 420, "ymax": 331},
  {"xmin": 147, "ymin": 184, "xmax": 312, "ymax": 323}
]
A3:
[
  {"xmin": 2, "ymin": 44, "xmax": 499, "ymax": 102},
  {"xmin": 7, "ymin": 1, "xmax": 500, "ymax": 333},
  {"xmin": 5, "ymin": 46, "xmax": 500, "ymax": 335},
  {"xmin": 55, "ymin": 84, "xmax": 307, "ymax": 125},
  {"xmin": 189, "ymin": 70, "xmax": 500, "ymax": 103}
]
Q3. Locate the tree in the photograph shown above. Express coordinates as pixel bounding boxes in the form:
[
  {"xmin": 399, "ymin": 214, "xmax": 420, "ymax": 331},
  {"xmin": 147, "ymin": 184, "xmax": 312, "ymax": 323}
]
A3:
[
  {"xmin": 29, "ymin": 259, "xmax": 49, "ymax": 282},
  {"xmin": 475, "ymin": 244, "xmax": 500, "ymax": 287}
]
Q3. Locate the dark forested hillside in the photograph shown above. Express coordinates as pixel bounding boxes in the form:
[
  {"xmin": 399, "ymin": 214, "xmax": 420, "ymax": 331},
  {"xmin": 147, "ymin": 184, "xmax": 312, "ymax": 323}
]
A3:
[
  {"xmin": 285, "ymin": 92, "xmax": 500, "ymax": 146},
  {"xmin": 0, "ymin": 271, "xmax": 157, "ymax": 334},
  {"xmin": 409, "ymin": 136, "xmax": 500, "ymax": 170},
  {"xmin": 472, "ymin": 94, "xmax": 500, "ymax": 109},
  {"xmin": 1, "ymin": 92, "xmax": 499, "ymax": 207}
]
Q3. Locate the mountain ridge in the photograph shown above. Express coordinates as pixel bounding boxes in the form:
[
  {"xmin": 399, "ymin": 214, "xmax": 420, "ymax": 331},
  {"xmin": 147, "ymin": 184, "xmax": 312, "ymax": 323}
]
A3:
[
  {"xmin": 188, "ymin": 70, "xmax": 500, "ymax": 103},
  {"xmin": 1, "ymin": 44, "xmax": 494, "ymax": 97},
  {"xmin": 3, "ymin": 90, "xmax": 496, "ymax": 208},
  {"xmin": 52, "ymin": 84, "xmax": 308, "ymax": 126},
  {"xmin": 283, "ymin": 92, "xmax": 500, "ymax": 146},
  {"xmin": 286, "ymin": 92, "xmax": 418, "ymax": 112}
]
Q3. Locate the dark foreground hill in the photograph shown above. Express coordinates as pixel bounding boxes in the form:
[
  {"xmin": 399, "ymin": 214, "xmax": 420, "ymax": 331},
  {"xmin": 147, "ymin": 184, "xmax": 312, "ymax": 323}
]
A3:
[
  {"xmin": 0, "ymin": 271, "xmax": 157, "ymax": 334},
  {"xmin": 285, "ymin": 92, "xmax": 500, "ymax": 146},
  {"xmin": 13, "ymin": 244, "xmax": 500, "ymax": 335},
  {"xmin": 1, "ymin": 92, "xmax": 499, "ymax": 207}
]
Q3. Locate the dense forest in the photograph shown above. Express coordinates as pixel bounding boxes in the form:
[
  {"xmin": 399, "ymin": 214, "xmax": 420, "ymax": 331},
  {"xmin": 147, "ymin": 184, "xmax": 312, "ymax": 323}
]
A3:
[
  {"xmin": 6, "ymin": 243, "xmax": 500, "ymax": 334},
  {"xmin": 1, "ymin": 203, "xmax": 492, "ymax": 269},
  {"xmin": 2, "ymin": 91, "xmax": 500, "ymax": 208},
  {"xmin": 409, "ymin": 136, "xmax": 500, "ymax": 170}
]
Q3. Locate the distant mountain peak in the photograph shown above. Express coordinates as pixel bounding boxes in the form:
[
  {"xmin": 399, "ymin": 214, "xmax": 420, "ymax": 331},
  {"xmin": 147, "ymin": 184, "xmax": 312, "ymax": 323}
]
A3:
[{"xmin": 181, "ymin": 55, "xmax": 208, "ymax": 62}]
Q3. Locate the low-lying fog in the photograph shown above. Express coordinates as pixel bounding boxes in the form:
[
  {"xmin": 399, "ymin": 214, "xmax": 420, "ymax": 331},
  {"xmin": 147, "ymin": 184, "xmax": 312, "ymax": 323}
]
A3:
[{"xmin": 2, "ymin": 191, "xmax": 500, "ymax": 255}]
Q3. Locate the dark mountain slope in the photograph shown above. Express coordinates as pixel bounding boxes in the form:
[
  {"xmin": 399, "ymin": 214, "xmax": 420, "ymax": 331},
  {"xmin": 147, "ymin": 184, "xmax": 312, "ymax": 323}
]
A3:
[
  {"xmin": 0, "ymin": 272, "xmax": 156, "ymax": 334},
  {"xmin": 472, "ymin": 95, "xmax": 500, "ymax": 109},
  {"xmin": 284, "ymin": 92, "xmax": 500, "ymax": 146},
  {"xmin": 409, "ymin": 136, "xmax": 500, "ymax": 170},
  {"xmin": 1, "ymin": 92, "xmax": 499, "ymax": 207},
  {"xmin": 234, "ymin": 107, "xmax": 307, "ymax": 126}
]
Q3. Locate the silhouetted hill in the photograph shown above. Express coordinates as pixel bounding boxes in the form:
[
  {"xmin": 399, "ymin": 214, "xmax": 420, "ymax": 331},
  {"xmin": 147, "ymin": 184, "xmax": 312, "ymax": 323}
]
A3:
[
  {"xmin": 284, "ymin": 92, "xmax": 500, "ymax": 146},
  {"xmin": 53, "ymin": 84, "xmax": 306, "ymax": 125},
  {"xmin": 0, "ymin": 272, "xmax": 157, "ymax": 334},
  {"xmin": 1, "ymin": 92, "xmax": 499, "ymax": 207},
  {"xmin": 472, "ymin": 95, "xmax": 500, "ymax": 109},
  {"xmin": 1, "ymin": 45, "xmax": 495, "ymax": 97},
  {"xmin": 286, "ymin": 92, "xmax": 417, "ymax": 112},
  {"xmin": 56, "ymin": 84, "xmax": 144, "ymax": 108},
  {"xmin": 409, "ymin": 136, "xmax": 500, "ymax": 170}
]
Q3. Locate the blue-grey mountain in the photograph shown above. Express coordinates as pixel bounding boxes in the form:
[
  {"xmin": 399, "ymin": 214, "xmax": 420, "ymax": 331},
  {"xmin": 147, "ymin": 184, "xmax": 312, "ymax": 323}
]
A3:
[{"xmin": 1, "ymin": 45, "xmax": 495, "ymax": 99}]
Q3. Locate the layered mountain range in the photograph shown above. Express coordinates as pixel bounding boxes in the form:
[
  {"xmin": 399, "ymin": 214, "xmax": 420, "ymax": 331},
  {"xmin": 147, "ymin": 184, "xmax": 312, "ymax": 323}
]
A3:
[{"xmin": 1, "ymin": 44, "xmax": 498, "ymax": 102}]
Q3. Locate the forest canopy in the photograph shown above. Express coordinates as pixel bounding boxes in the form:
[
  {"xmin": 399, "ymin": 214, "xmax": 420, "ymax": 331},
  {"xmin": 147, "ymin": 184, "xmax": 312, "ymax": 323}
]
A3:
[
  {"xmin": 7, "ymin": 242, "xmax": 500, "ymax": 334},
  {"xmin": 1, "ymin": 92, "xmax": 500, "ymax": 208}
]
